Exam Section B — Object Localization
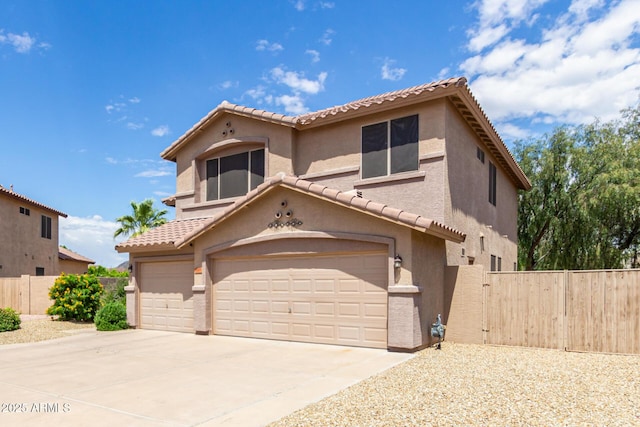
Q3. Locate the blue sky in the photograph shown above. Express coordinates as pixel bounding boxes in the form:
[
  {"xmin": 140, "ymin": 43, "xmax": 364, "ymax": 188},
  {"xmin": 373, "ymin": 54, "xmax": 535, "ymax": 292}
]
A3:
[{"xmin": 1, "ymin": 0, "xmax": 639, "ymax": 267}]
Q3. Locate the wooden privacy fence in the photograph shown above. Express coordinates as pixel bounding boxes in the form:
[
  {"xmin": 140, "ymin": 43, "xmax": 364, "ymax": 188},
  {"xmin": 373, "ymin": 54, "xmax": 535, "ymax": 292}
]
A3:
[
  {"xmin": 0, "ymin": 275, "xmax": 57, "ymax": 315},
  {"xmin": 484, "ymin": 270, "xmax": 640, "ymax": 355}
]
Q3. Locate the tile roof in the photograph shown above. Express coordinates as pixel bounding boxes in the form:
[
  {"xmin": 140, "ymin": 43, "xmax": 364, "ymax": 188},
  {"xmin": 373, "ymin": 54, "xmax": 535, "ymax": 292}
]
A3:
[
  {"xmin": 159, "ymin": 77, "xmax": 530, "ymax": 190},
  {"xmin": 115, "ymin": 217, "xmax": 212, "ymax": 251},
  {"xmin": 58, "ymin": 247, "xmax": 95, "ymax": 264},
  {"xmin": 117, "ymin": 174, "xmax": 466, "ymax": 252},
  {"xmin": 0, "ymin": 185, "xmax": 68, "ymax": 217},
  {"xmin": 296, "ymin": 77, "xmax": 467, "ymax": 126},
  {"xmin": 160, "ymin": 101, "xmax": 298, "ymax": 161}
]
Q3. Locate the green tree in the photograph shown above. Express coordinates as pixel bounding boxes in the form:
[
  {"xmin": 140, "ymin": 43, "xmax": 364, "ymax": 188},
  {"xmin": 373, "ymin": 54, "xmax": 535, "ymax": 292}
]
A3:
[
  {"xmin": 515, "ymin": 104, "xmax": 640, "ymax": 270},
  {"xmin": 114, "ymin": 199, "xmax": 167, "ymax": 239}
]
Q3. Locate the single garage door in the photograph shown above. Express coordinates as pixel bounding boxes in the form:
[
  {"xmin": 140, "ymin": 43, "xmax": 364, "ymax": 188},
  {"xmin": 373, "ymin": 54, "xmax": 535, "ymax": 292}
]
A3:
[
  {"xmin": 213, "ymin": 252, "xmax": 388, "ymax": 348},
  {"xmin": 140, "ymin": 261, "xmax": 194, "ymax": 332}
]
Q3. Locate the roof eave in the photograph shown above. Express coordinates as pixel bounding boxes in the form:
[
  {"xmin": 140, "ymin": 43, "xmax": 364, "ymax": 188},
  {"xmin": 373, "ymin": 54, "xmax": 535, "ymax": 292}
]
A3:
[{"xmin": 161, "ymin": 103, "xmax": 297, "ymax": 162}]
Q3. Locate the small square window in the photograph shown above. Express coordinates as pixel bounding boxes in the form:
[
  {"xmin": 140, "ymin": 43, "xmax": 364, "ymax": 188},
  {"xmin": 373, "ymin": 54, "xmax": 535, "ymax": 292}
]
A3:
[
  {"xmin": 19, "ymin": 206, "xmax": 30, "ymax": 216},
  {"xmin": 35, "ymin": 267, "xmax": 45, "ymax": 276},
  {"xmin": 477, "ymin": 147, "xmax": 485, "ymax": 163}
]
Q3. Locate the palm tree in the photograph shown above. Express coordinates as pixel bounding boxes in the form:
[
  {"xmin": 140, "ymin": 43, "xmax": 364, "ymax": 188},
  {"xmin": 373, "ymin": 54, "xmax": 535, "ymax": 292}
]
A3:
[{"xmin": 114, "ymin": 199, "xmax": 168, "ymax": 239}]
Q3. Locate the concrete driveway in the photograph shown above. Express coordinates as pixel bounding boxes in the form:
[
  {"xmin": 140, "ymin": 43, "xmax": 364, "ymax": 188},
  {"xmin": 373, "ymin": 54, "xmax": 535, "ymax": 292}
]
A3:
[{"xmin": 0, "ymin": 329, "xmax": 412, "ymax": 427}]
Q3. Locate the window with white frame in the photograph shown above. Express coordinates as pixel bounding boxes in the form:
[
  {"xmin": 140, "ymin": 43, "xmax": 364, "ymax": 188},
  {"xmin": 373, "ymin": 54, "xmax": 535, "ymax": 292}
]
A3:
[
  {"xmin": 361, "ymin": 114, "xmax": 418, "ymax": 179},
  {"xmin": 206, "ymin": 148, "xmax": 265, "ymax": 201}
]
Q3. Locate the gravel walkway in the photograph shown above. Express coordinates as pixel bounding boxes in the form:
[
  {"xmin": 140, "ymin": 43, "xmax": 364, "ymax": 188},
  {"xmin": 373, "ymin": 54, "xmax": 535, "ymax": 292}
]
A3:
[
  {"xmin": 0, "ymin": 315, "xmax": 95, "ymax": 345},
  {"xmin": 269, "ymin": 343, "xmax": 640, "ymax": 427}
]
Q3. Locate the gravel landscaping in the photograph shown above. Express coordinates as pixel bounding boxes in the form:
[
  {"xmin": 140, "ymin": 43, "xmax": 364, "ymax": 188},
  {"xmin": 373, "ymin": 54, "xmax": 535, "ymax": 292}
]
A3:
[
  {"xmin": 270, "ymin": 343, "xmax": 640, "ymax": 427},
  {"xmin": 3, "ymin": 319, "xmax": 638, "ymax": 426},
  {"xmin": 0, "ymin": 315, "xmax": 95, "ymax": 345}
]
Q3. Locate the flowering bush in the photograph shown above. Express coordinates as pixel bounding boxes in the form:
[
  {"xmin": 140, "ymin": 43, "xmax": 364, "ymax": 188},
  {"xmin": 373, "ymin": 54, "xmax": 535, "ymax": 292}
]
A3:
[
  {"xmin": 0, "ymin": 307, "xmax": 21, "ymax": 332},
  {"xmin": 46, "ymin": 274, "xmax": 103, "ymax": 321},
  {"xmin": 94, "ymin": 301, "xmax": 128, "ymax": 331}
]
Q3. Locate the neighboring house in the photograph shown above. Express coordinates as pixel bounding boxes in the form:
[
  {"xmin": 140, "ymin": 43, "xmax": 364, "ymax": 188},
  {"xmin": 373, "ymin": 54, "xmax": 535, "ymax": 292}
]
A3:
[
  {"xmin": 58, "ymin": 246, "xmax": 95, "ymax": 275},
  {"xmin": 0, "ymin": 185, "xmax": 67, "ymax": 277},
  {"xmin": 116, "ymin": 77, "xmax": 531, "ymax": 351}
]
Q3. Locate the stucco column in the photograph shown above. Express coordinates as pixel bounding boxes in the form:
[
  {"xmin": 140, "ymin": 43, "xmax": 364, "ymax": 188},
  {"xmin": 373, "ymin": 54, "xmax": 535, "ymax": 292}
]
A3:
[
  {"xmin": 192, "ymin": 284, "xmax": 208, "ymax": 334},
  {"xmin": 124, "ymin": 282, "xmax": 137, "ymax": 328},
  {"xmin": 387, "ymin": 285, "xmax": 423, "ymax": 351}
]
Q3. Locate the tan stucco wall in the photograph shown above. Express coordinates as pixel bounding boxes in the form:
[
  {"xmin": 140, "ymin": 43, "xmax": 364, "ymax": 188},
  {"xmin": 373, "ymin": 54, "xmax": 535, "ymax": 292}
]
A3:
[
  {"xmin": 165, "ymin": 96, "xmax": 520, "ymax": 271},
  {"xmin": 193, "ymin": 187, "xmax": 415, "ymax": 276},
  {"xmin": 59, "ymin": 260, "xmax": 91, "ymax": 275},
  {"xmin": 173, "ymin": 113, "xmax": 294, "ymax": 219},
  {"xmin": 0, "ymin": 196, "xmax": 60, "ymax": 277},
  {"xmin": 443, "ymin": 101, "xmax": 519, "ymax": 270}
]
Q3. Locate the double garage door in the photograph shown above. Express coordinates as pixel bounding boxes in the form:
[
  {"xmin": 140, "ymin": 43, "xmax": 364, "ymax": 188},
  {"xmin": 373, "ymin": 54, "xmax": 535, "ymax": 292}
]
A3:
[{"xmin": 213, "ymin": 253, "xmax": 388, "ymax": 348}]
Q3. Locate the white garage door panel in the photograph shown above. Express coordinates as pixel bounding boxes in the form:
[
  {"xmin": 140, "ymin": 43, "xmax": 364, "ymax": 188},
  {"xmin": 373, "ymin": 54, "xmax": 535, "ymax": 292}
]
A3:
[
  {"xmin": 140, "ymin": 261, "xmax": 194, "ymax": 333},
  {"xmin": 213, "ymin": 253, "xmax": 388, "ymax": 348}
]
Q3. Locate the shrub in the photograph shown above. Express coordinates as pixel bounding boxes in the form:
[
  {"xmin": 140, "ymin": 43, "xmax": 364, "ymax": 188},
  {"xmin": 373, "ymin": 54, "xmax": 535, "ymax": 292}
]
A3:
[
  {"xmin": 94, "ymin": 301, "xmax": 128, "ymax": 331},
  {"xmin": 101, "ymin": 277, "xmax": 127, "ymax": 306},
  {"xmin": 0, "ymin": 307, "xmax": 21, "ymax": 332},
  {"xmin": 47, "ymin": 274, "xmax": 103, "ymax": 321}
]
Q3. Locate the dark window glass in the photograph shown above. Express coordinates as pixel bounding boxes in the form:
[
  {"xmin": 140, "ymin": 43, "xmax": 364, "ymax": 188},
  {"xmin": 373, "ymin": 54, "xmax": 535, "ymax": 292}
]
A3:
[
  {"xmin": 477, "ymin": 147, "xmax": 485, "ymax": 163},
  {"xmin": 250, "ymin": 149, "xmax": 265, "ymax": 190},
  {"xmin": 498, "ymin": 257, "xmax": 502, "ymax": 272},
  {"xmin": 19, "ymin": 207, "xmax": 30, "ymax": 216},
  {"xmin": 41, "ymin": 215, "xmax": 51, "ymax": 239},
  {"xmin": 489, "ymin": 162, "xmax": 497, "ymax": 206},
  {"xmin": 220, "ymin": 152, "xmax": 249, "ymax": 199},
  {"xmin": 390, "ymin": 115, "xmax": 418, "ymax": 174},
  {"xmin": 206, "ymin": 158, "xmax": 219, "ymax": 201},
  {"xmin": 35, "ymin": 267, "xmax": 45, "ymax": 276},
  {"xmin": 490, "ymin": 255, "xmax": 497, "ymax": 272},
  {"xmin": 362, "ymin": 122, "xmax": 388, "ymax": 178},
  {"xmin": 206, "ymin": 149, "xmax": 265, "ymax": 201}
]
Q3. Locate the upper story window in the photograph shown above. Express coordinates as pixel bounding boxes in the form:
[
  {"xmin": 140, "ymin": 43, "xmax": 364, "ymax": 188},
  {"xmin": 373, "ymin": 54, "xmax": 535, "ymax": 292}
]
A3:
[
  {"xmin": 206, "ymin": 148, "xmax": 265, "ymax": 201},
  {"xmin": 19, "ymin": 206, "xmax": 30, "ymax": 216},
  {"xmin": 361, "ymin": 114, "xmax": 418, "ymax": 179},
  {"xmin": 489, "ymin": 161, "xmax": 497, "ymax": 206},
  {"xmin": 41, "ymin": 215, "xmax": 52, "ymax": 239},
  {"xmin": 477, "ymin": 147, "xmax": 485, "ymax": 163}
]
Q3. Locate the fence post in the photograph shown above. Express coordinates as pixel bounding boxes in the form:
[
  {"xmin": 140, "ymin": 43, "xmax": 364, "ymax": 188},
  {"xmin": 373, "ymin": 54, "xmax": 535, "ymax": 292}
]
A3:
[
  {"xmin": 482, "ymin": 269, "xmax": 488, "ymax": 345},
  {"xmin": 563, "ymin": 270, "xmax": 568, "ymax": 351}
]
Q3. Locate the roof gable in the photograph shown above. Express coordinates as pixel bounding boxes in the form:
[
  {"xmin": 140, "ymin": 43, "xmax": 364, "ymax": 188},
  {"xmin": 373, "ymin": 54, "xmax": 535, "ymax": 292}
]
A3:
[
  {"xmin": 116, "ymin": 174, "xmax": 465, "ymax": 252},
  {"xmin": 160, "ymin": 77, "xmax": 530, "ymax": 190},
  {"xmin": 0, "ymin": 185, "xmax": 67, "ymax": 217}
]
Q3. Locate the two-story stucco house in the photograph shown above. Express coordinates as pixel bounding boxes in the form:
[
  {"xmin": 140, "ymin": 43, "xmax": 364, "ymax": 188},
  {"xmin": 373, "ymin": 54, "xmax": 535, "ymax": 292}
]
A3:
[
  {"xmin": 0, "ymin": 185, "xmax": 68, "ymax": 277},
  {"xmin": 116, "ymin": 77, "xmax": 530, "ymax": 351}
]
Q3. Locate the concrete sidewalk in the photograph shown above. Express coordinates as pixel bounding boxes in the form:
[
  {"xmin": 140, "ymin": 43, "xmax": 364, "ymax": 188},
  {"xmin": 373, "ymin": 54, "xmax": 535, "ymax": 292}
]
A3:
[{"xmin": 0, "ymin": 330, "xmax": 412, "ymax": 426}]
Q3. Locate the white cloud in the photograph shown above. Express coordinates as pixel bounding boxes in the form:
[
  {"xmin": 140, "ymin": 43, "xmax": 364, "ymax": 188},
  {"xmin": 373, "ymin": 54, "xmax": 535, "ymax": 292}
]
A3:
[
  {"xmin": 460, "ymin": 0, "xmax": 640, "ymax": 129},
  {"xmin": 151, "ymin": 125, "xmax": 170, "ymax": 137},
  {"xmin": 59, "ymin": 215, "xmax": 128, "ymax": 268},
  {"xmin": 293, "ymin": 0, "xmax": 305, "ymax": 11},
  {"xmin": 270, "ymin": 67, "xmax": 327, "ymax": 94},
  {"xmin": 0, "ymin": 30, "xmax": 44, "ymax": 53},
  {"xmin": 381, "ymin": 58, "xmax": 407, "ymax": 81},
  {"xmin": 256, "ymin": 39, "xmax": 284, "ymax": 52},
  {"xmin": 319, "ymin": 28, "xmax": 335, "ymax": 45},
  {"xmin": 134, "ymin": 169, "xmax": 172, "ymax": 178},
  {"xmin": 129, "ymin": 97, "xmax": 141, "ymax": 104},
  {"xmin": 306, "ymin": 49, "xmax": 320, "ymax": 63},
  {"xmin": 219, "ymin": 80, "xmax": 238, "ymax": 89},
  {"xmin": 126, "ymin": 122, "xmax": 144, "ymax": 130},
  {"xmin": 319, "ymin": 2, "xmax": 335, "ymax": 9},
  {"xmin": 276, "ymin": 94, "xmax": 308, "ymax": 115}
]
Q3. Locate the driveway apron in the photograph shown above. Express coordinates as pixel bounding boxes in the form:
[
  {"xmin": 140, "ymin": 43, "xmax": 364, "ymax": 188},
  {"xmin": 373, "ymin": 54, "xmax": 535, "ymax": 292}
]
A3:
[{"xmin": 0, "ymin": 329, "xmax": 412, "ymax": 426}]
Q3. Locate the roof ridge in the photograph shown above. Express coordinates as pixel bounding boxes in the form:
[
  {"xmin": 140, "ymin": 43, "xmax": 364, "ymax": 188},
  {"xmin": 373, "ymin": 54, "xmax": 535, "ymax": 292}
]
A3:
[{"xmin": 0, "ymin": 186, "xmax": 67, "ymax": 217}]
